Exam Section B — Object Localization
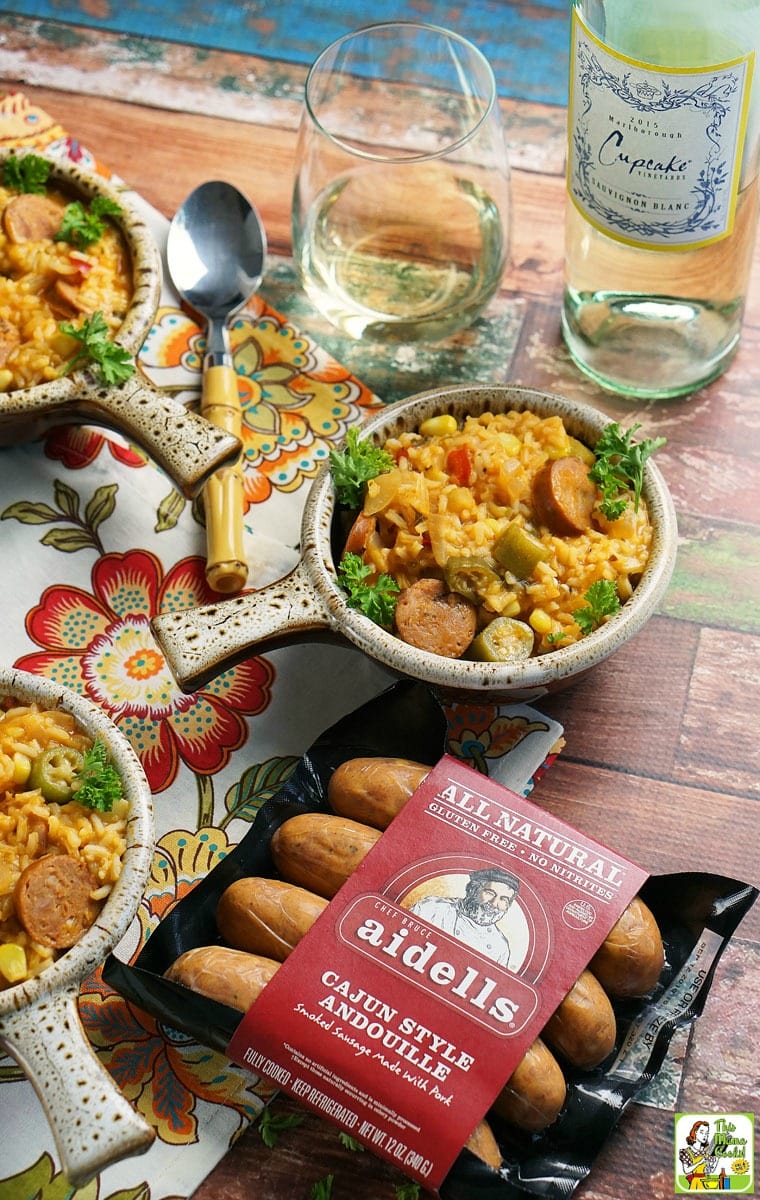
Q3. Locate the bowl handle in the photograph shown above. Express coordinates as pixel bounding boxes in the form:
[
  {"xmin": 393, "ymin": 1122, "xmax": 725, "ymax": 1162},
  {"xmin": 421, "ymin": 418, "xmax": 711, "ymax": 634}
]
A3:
[
  {"xmin": 78, "ymin": 373, "xmax": 242, "ymax": 499},
  {"xmin": 0, "ymin": 984, "xmax": 155, "ymax": 1187},
  {"xmin": 151, "ymin": 559, "xmax": 333, "ymax": 692}
]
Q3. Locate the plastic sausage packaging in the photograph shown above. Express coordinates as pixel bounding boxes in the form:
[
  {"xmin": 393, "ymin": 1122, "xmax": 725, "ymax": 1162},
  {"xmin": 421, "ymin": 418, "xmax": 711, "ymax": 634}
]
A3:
[{"xmin": 105, "ymin": 680, "xmax": 757, "ymax": 1199}]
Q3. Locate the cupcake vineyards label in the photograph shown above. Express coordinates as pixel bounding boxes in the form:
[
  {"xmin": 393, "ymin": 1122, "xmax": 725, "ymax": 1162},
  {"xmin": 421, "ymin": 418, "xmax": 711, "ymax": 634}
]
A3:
[
  {"xmin": 227, "ymin": 756, "xmax": 648, "ymax": 1191},
  {"xmin": 568, "ymin": 10, "xmax": 755, "ymax": 249}
]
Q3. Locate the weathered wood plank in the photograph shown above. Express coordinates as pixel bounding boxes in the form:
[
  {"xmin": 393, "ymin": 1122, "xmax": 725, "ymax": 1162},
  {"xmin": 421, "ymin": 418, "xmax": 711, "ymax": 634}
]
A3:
[
  {"xmin": 0, "ymin": 1, "xmax": 571, "ymax": 106},
  {"xmin": 0, "ymin": 15, "xmax": 568, "ymax": 174}
]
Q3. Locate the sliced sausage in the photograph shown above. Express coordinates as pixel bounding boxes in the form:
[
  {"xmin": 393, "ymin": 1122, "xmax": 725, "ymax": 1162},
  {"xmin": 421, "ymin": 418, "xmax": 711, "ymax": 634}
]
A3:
[
  {"xmin": 164, "ymin": 945, "xmax": 280, "ymax": 1012},
  {"xmin": 3, "ymin": 193, "xmax": 63, "ymax": 243},
  {"xmin": 343, "ymin": 512, "xmax": 377, "ymax": 556},
  {"xmin": 52, "ymin": 278, "xmax": 91, "ymax": 316},
  {"xmin": 394, "ymin": 577, "xmax": 477, "ymax": 657},
  {"xmin": 0, "ymin": 317, "xmax": 20, "ymax": 367},
  {"xmin": 532, "ymin": 456, "xmax": 597, "ymax": 536},
  {"xmin": 15, "ymin": 854, "xmax": 99, "ymax": 948}
]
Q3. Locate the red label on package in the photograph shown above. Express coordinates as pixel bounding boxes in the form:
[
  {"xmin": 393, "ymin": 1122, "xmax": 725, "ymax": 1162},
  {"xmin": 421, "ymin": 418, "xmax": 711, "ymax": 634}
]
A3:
[{"xmin": 227, "ymin": 756, "xmax": 649, "ymax": 1191}]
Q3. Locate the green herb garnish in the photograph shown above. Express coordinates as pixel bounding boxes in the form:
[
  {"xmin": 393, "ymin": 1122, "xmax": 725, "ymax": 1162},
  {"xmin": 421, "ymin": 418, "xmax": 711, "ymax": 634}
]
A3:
[
  {"xmin": 311, "ymin": 1177, "xmax": 334, "ymax": 1200},
  {"xmin": 55, "ymin": 194, "xmax": 123, "ymax": 250},
  {"xmin": 589, "ymin": 423, "xmax": 666, "ymax": 520},
  {"xmin": 329, "ymin": 426, "xmax": 394, "ymax": 508},
  {"xmin": 546, "ymin": 630, "xmax": 569, "ymax": 646},
  {"xmin": 337, "ymin": 552, "xmax": 400, "ymax": 628},
  {"xmin": 59, "ymin": 311, "xmax": 135, "ymax": 385},
  {"xmin": 574, "ymin": 579, "xmax": 621, "ymax": 636},
  {"xmin": 74, "ymin": 740, "xmax": 123, "ymax": 813},
  {"xmin": 256, "ymin": 1108, "xmax": 305, "ymax": 1149},
  {"xmin": 2, "ymin": 152, "xmax": 51, "ymax": 194},
  {"xmin": 395, "ymin": 1184, "xmax": 422, "ymax": 1200},
  {"xmin": 338, "ymin": 1132, "xmax": 365, "ymax": 1152}
]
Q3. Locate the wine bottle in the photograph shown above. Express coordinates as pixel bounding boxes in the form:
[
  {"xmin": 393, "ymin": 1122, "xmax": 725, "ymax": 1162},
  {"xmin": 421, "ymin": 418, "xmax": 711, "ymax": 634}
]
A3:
[{"xmin": 563, "ymin": 0, "xmax": 760, "ymax": 399}]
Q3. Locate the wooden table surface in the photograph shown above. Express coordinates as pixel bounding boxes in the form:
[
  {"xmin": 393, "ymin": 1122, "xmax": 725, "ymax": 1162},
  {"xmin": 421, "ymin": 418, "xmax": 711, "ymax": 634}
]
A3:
[{"xmin": 0, "ymin": 6, "xmax": 758, "ymax": 1199}]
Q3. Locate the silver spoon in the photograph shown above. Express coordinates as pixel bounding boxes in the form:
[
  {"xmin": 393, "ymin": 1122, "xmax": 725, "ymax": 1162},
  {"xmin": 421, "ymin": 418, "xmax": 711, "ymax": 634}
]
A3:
[{"xmin": 167, "ymin": 180, "xmax": 266, "ymax": 593}]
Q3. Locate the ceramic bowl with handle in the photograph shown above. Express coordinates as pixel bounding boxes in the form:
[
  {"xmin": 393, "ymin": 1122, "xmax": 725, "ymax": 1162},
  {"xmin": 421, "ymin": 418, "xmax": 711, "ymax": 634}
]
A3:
[
  {"xmin": 0, "ymin": 667, "xmax": 155, "ymax": 1186},
  {"xmin": 150, "ymin": 384, "xmax": 678, "ymax": 701},
  {"xmin": 0, "ymin": 149, "xmax": 240, "ymax": 498}
]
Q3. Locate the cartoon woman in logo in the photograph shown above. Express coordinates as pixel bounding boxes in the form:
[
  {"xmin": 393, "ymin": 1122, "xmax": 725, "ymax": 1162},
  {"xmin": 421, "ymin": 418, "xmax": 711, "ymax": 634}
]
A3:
[{"xmin": 679, "ymin": 1121, "xmax": 729, "ymax": 1190}]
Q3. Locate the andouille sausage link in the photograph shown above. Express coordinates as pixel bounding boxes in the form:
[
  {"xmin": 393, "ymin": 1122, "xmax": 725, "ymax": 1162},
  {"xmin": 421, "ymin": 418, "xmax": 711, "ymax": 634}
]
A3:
[
  {"xmin": 490, "ymin": 1036, "xmax": 567, "ymax": 1133},
  {"xmin": 270, "ymin": 813, "xmax": 381, "ymax": 899},
  {"xmin": 216, "ymin": 877, "xmax": 329, "ymax": 959},
  {"xmin": 327, "ymin": 756, "xmax": 430, "ymax": 830},
  {"xmin": 15, "ymin": 854, "xmax": 100, "ymax": 949},
  {"xmin": 542, "ymin": 969, "xmax": 617, "ymax": 1070},
  {"xmin": 589, "ymin": 895, "xmax": 664, "ymax": 997},
  {"xmin": 532, "ymin": 456, "xmax": 597, "ymax": 537},
  {"xmin": 394, "ymin": 578, "xmax": 477, "ymax": 658},
  {"xmin": 165, "ymin": 945, "xmax": 280, "ymax": 1011}
]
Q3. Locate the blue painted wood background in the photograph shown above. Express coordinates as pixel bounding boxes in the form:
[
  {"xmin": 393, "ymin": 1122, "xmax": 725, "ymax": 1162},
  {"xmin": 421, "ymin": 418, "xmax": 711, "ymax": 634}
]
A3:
[{"xmin": 7, "ymin": 0, "xmax": 570, "ymax": 106}]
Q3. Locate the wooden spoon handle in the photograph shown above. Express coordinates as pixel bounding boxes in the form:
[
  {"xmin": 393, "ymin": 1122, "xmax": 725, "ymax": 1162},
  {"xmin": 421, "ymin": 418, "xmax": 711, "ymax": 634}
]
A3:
[{"xmin": 201, "ymin": 363, "xmax": 248, "ymax": 593}]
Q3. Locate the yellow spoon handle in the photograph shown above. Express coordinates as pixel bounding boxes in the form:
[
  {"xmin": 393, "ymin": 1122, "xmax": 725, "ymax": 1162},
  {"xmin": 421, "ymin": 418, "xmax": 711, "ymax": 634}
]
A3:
[{"xmin": 201, "ymin": 363, "xmax": 248, "ymax": 593}]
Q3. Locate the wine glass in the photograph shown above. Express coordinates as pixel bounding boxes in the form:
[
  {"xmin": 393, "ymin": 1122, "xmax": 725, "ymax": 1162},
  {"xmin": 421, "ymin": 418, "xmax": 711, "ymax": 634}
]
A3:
[{"xmin": 292, "ymin": 21, "xmax": 511, "ymax": 342}]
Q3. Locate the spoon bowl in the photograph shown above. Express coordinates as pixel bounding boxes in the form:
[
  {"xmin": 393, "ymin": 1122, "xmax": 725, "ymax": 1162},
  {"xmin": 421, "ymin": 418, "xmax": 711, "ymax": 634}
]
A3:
[
  {"xmin": 167, "ymin": 181, "xmax": 266, "ymax": 331},
  {"xmin": 167, "ymin": 181, "xmax": 267, "ymax": 592}
]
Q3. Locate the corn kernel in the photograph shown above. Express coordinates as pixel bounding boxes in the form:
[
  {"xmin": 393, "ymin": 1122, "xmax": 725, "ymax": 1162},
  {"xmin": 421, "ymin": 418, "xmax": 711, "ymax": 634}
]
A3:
[
  {"xmin": 567, "ymin": 436, "xmax": 596, "ymax": 468},
  {"xmin": 419, "ymin": 414, "xmax": 458, "ymax": 438},
  {"xmin": 0, "ymin": 943, "xmax": 27, "ymax": 984},
  {"xmin": 529, "ymin": 608, "xmax": 553, "ymax": 635},
  {"xmin": 12, "ymin": 753, "xmax": 31, "ymax": 785},
  {"xmin": 446, "ymin": 487, "xmax": 473, "ymax": 515},
  {"xmin": 0, "ymin": 369, "xmax": 13, "ymax": 393},
  {"xmin": 497, "ymin": 432, "xmax": 522, "ymax": 456}
]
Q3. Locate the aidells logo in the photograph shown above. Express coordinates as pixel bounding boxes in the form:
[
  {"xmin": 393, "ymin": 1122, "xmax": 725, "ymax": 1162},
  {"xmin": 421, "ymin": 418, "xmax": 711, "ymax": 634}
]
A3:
[{"xmin": 674, "ymin": 1113, "xmax": 754, "ymax": 1193}]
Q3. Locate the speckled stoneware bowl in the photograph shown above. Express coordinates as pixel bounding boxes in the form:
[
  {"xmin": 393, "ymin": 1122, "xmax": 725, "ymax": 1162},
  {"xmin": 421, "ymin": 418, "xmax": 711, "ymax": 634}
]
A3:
[
  {"xmin": 0, "ymin": 149, "xmax": 240, "ymax": 498},
  {"xmin": 0, "ymin": 668, "xmax": 154, "ymax": 1186},
  {"xmin": 151, "ymin": 384, "xmax": 678, "ymax": 701}
]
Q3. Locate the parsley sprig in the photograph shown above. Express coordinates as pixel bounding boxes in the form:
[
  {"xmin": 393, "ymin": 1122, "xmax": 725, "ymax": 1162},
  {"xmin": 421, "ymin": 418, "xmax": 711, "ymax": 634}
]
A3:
[
  {"xmin": 338, "ymin": 1132, "xmax": 365, "ymax": 1152},
  {"xmin": 337, "ymin": 553, "xmax": 400, "ymax": 628},
  {"xmin": 574, "ymin": 579, "xmax": 621, "ymax": 635},
  {"xmin": 55, "ymin": 194, "xmax": 123, "ymax": 249},
  {"xmin": 2, "ymin": 152, "xmax": 51, "ymax": 194},
  {"xmin": 589, "ymin": 423, "xmax": 666, "ymax": 520},
  {"xmin": 74, "ymin": 740, "xmax": 124, "ymax": 813},
  {"xmin": 58, "ymin": 311, "xmax": 135, "ymax": 385},
  {"xmin": 329, "ymin": 427, "xmax": 394, "ymax": 508},
  {"xmin": 311, "ymin": 1177, "xmax": 334, "ymax": 1200},
  {"xmin": 395, "ymin": 1184, "xmax": 422, "ymax": 1200},
  {"xmin": 256, "ymin": 1107, "xmax": 305, "ymax": 1148}
]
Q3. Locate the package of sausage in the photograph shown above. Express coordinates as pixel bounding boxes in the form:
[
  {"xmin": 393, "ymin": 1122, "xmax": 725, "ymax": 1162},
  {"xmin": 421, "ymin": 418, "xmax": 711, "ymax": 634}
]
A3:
[{"xmin": 105, "ymin": 680, "xmax": 758, "ymax": 1198}]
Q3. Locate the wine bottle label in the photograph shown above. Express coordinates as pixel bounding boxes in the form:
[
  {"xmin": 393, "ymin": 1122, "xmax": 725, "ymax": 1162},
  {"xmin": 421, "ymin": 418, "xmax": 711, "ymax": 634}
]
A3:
[{"xmin": 568, "ymin": 10, "xmax": 755, "ymax": 249}]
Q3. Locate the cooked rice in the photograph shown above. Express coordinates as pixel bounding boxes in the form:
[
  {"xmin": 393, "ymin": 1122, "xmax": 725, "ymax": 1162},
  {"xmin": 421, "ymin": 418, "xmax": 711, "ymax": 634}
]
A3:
[
  {"xmin": 0, "ymin": 179, "xmax": 132, "ymax": 390},
  {"xmin": 367, "ymin": 410, "xmax": 652, "ymax": 654},
  {"xmin": 0, "ymin": 700, "xmax": 129, "ymax": 989}
]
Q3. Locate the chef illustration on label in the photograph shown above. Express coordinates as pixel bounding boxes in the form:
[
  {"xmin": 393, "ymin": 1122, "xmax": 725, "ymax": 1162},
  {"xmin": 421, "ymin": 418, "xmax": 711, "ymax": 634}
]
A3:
[{"xmin": 407, "ymin": 867, "xmax": 520, "ymax": 968}]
